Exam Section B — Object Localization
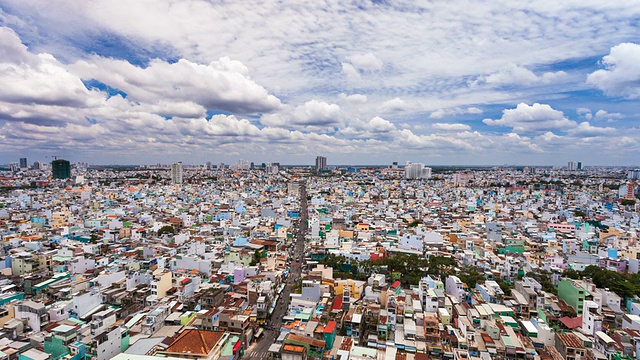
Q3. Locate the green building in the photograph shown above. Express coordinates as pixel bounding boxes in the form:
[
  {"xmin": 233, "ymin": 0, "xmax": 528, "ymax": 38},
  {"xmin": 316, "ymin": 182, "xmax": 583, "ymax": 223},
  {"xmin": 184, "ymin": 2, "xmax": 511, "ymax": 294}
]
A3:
[
  {"xmin": 557, "ymin": 278, "xmax": 590, "ymax": 314},
  {"xmin": 43, "ymin": 324, "xmax": 85, "ymax": 360},
  {"xmin": 51, "ymin": 159, "xmax": 71, "ymax": 179}
]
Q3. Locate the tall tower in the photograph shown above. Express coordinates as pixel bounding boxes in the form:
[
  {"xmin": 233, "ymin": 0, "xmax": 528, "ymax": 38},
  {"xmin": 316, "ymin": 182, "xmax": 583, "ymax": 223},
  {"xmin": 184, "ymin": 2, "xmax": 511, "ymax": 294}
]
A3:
[
  {"xmin": 51, "ymin": 159, "xmax": 71, "ymax": 179},
  {"xmin": 19, "ymin": 158, "xmax": 27, "ymax": 169},
  {"xmin": 315, "ymin": 156, "xmax": 327, "ymax": 171},
  {"xmin": 171, "ymin": 162, "xmax": 183, "ymax": 184}
]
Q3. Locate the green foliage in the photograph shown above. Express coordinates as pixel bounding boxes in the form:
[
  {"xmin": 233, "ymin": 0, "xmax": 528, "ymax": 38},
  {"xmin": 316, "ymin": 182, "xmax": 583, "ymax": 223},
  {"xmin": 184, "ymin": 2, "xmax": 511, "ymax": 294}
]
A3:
[
  {"xmin": 319, "ymin": 253, "xmax": 456, "ymax": 286},
  {"xmin": 562, "ymin": 268, "xmax": 582, "ymax": 280},
  {"xmin": 458, "ymin": 265, "xmax": 486, "ymax": 289},
  {"xmin": 250, "ymin": 250, "xmax": 262, "ymax": 266},
  {"xmin": 495, "ymin": 278, "xmax": 512, "ymax": 296},
  {"xmin": 157, "ymin": 225, "xmax": 175, "ymax": 236},
  {"xmin": 527, "ymin": 269, "xmax": 558, "ymax": 295},
  {"xmin": 569, "ymin": 265, "xmax": 640, "ymax": 300},
  {"xmin": 621, "ymin": 199, "xmax": 636, "ymax": 206},
  {"xmin": 574, "ymin": 210, "xmax": 587, "ymax": 218}
]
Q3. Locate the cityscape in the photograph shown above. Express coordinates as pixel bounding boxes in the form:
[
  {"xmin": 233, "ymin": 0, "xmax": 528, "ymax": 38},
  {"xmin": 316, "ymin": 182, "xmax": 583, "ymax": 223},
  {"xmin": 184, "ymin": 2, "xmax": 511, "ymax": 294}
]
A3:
[
  {"xmin": 2, "ymin": 1, "xmax": 640, "ymax": 360},
  {"xmin": 0, "ymin": 158, "xmax": 639, "ymax": 360}
]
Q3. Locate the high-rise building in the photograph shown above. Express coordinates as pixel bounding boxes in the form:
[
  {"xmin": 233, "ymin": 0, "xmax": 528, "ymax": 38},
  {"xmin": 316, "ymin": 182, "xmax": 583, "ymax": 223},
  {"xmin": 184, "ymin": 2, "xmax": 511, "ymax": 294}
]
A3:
[
  {"xmin": 628, "ymin": 169, "xmax": 640, "ymax": 180},
  {"xmin": 625, "ymin": 182, "xmax": 635, "ymax": 200},
  {"xmin": 567, "ymin": 161, "xmax": 576, "ymax": 171},
  {"xmin": 577, "ymin": 162, "xmax": 582, "ymax": 170},
  {"xmin": 171, "ymin": 162, "xmax": 183, "ymax": 184},
  {"xmin": 265, "ymin": 162, "xmax": 279, "ymax": 175},
  {"xmin": 19, "ymin": 158, "xmax": 27, "ymax": 169},
  {"xmin": 315, "ymin": 156, "xmax": 327, "ymax": 171},
  {"xmin": 404, "ymin": 161, "xmax": 432, "ymax": 179},
  {"xmin": 51, "ymin": 159, "xmax": 71, "ymax": 179}
]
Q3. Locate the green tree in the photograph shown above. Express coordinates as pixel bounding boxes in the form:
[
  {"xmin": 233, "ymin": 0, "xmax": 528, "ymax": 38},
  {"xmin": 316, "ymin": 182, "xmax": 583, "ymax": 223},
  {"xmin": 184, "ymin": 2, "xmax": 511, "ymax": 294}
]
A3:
[
  {"xmin": 250, "ymin": 250, "xmax": 261, "ymax": 266},
  {"xmin": 562, "ymin": 268, "xmax": 582, "ymax": 280},
  {"xmin": 458, "ymin": 265, "xmax": 486, "ymax": 289},
  {"xmin": 495, "ymin": 278, "xmax": 512, "ymax": 296},
  {"xmin": 157, "ymin": 225, "xmax": 175, "ymax": 236}
]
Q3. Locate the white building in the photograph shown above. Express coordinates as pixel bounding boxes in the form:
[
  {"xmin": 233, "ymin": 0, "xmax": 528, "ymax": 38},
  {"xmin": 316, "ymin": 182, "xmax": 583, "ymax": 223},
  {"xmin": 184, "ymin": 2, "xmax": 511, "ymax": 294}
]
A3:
[
  {"xmin": 404, "ymin": 162, "xmax": 432, "ymax": 179},
  {"xmin": 171, "ymin": 162, "xmax": 183, "ymax": 184}
]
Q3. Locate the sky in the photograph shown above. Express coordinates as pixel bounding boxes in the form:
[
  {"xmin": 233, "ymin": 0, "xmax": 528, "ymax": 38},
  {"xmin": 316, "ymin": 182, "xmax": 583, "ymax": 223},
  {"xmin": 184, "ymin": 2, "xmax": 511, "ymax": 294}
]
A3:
[{"xmin": 0, "ymin": 1, "xmax": 640, "ymax": 166}]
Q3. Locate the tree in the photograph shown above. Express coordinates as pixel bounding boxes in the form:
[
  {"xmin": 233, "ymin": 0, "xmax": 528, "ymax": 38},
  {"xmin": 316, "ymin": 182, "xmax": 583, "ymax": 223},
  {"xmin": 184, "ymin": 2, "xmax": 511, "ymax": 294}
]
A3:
[
  {"xmin": 562, "ymin": 268, "xmax": 581, "ymax": 280},
  {"xmin": 250, "ymin": 249, "xmax": 261, "ymax": 266},
  {"xmin": 458, "ymin": 266, "xmax": 486, "ymax": 289},
  {"xmin": 157, "ymin": 225, "xmax": 175, "ymax": 236},
  {"xmin": 495, "ymin": 278, "xmax": 512, "ymax": 296}
]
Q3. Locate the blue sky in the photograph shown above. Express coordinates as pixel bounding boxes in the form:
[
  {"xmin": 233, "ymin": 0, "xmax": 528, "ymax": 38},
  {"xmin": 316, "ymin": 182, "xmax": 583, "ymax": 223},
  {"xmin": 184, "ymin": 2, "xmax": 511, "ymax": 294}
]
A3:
[{"xmin": 0, "ymin": 1, "xmax": 640, "ymax": 166}]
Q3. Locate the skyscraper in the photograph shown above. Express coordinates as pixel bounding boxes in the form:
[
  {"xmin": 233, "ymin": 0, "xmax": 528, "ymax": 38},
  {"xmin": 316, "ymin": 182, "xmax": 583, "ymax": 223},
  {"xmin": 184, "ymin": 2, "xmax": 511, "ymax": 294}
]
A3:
[
  {"xmin": 171, "ymin": 162, "xmax": 183, "ymax": 184},
  {"xmin": 51, "ymin": 159, "xmax": 71, "ymax": 179},
  {"xmin": 19, "ymin": 158, "xmax": 27, "ymax": 169},
  {"xmin": 567, "ymin": 161, "xmax": 576, "ymax": 171},
  {"xmin": 577, "ymin": 162, "xmax": 582, "ymax": 170},
  {"xmin": 315, "ymin": 156, "xmax": 327, "ymax": 171},
  {"xmin": 404, "ymin": 161, "xmax": 432, "ymax": 179}
]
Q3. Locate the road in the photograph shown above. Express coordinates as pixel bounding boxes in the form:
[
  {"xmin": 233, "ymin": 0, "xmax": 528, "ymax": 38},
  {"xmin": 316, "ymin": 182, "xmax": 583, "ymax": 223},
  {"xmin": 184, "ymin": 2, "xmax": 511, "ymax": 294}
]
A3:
[{"xmin": 245, "ymin": 180, "xmax": 308, "ymax": 359}]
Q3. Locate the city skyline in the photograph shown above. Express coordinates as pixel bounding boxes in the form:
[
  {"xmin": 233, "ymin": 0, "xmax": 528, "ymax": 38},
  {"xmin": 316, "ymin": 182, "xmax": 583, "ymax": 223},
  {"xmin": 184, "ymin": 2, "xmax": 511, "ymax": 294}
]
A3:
[{"xmin": 1, "ymin": 2, "xmax": 640, "ymax": 165}]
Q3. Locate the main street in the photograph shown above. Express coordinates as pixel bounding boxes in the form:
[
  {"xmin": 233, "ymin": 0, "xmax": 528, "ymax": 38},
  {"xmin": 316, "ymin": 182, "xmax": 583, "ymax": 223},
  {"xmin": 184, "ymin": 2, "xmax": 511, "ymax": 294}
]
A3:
[{"xmin": 245, "ymin": 180, "xmax": 308, "ymax": 359}]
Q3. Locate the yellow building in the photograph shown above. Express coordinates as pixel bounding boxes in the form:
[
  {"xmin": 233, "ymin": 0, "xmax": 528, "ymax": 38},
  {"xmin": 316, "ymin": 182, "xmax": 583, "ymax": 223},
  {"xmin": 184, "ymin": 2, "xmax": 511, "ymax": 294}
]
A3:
[
  {"xmin": 334, "ymin": 279, "xmax": 365, "ymax": 300},
  {"xmin": 151, "ymin": 269, "xmax": 172, "ymax": 300},
  {"xmin": 51, "ymin": 209, "xmax": 71, "ymax": 228}
]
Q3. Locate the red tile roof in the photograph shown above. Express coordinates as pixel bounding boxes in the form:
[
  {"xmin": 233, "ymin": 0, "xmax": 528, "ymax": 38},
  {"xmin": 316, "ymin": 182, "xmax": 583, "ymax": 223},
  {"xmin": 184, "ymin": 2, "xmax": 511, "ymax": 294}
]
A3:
[
  {"xmin": 331, "ymin": 296, "xmax": 343, "ymax": 311},
  {"xmin": 324, "ymin": 320, "xmax": 337, "ymax": 334},
  {"xmin": 164, "ymin": 329, "xmax": 225, "ymax": 355},
  {"xmin": 558, "ymin": 316, "xmax": 582, "ymax": 329}
]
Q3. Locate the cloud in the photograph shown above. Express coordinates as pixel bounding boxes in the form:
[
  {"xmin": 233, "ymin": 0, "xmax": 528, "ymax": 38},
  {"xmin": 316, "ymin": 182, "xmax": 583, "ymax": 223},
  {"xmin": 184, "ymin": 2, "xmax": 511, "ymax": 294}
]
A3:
[
  {"xmin": 576, "ymin": 107, "xmax": 593, "ymax": 120},
  {"xmin": 474, "ymin": 64, "xmax": 566, "ymax": 87},
  {"xmin": 432, "ymin": 123, "xmax": 471, "ymax": 131},
  {"xmin": 341, "ymin": 62, "xmax": 361, "ymax": 81},
  {"xmin": 70, "ymin": 56, "xmax": 283, "ymax": 114},
  {"xmin": 567, "ymin": 121, "xmax": 616, "ymax": 137},
  {"xmin": 381, "ymin": 97, "xmax": 407, "ymax": 112},
  {"xmin": 587, "ymin": 43, "xmax": 640, "ymax": 99},
  {"xmin": 0, "ymin": 27, "xmax": 103, "ymax": 111},
  {"xmin": 483, "ymin": 103, "xmax": 577, "ymax": 134},
  {"xmin": 1, "ymin": 4, "xmax": 640, "ymax": 165},
  {"xmin": 346, "ymin": 53, "xmax": 383, "ymax": 72},
  {"xmin": 594, "ymin": 109, "xmax": 624, "ymax": 120},
  {"xmin": 429, "ymin": 107, "xmax": 482, "ymax": 119},
  {"xmin": 339, "ymin": 93, "xmax": 368, "ymax": 103},
  {"xmin": 260, "ymin": 100, "xmax": 342, "ymax": 129}
]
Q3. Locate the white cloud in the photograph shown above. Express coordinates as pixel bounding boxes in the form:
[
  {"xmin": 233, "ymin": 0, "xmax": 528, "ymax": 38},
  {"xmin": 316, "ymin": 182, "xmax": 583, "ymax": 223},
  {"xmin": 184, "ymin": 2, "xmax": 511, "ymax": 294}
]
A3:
[
  {"xmin": 483, "ymin": 103, "xmax": 577, "ymax": 134},
  {"xmin": 429, "ymin": 107, "xmax": 482, "ymax": 119},
  {"xmin": 70, "ymin": 56, "xmax": 282, "ymax": 114},
  {"xmin": 0, "ymin": 27, "xmax": 103, "ymax": 112},
  {"xmin": 346, "ymin": 53, "xmax": 383, "ymax": 71},
  {"xmin": 292, "ymin": 100, "xmax": 341, "ymax": 126},
  {"xmin": 261, "ymin": 100, "xmax": 342, "ymax": 129},
  {"xmin": 432, "ymin": 123, "xmax": 471, "ymax": 131},
  {"xmin": 475, "ymin": 64, "xmax": 566, "ymax": 87},
  {"xmin": 567, "ymin": 121, "xmax": 616, "ymax": 137},
  {"xmin": 587, "ymin": 43, "xmax": 640, "ymax": 99},
  {"xmin": 341, "ymin": 62, "xmax": 361, "ymax": 82},
  {"xmin": 339, "ymin": 93, "xmax": 368, "ymax": 103},
  {"xmin": 576, "ymin": 107, "xmax": 592, "ymax": 120},
  {"xmin": 381, "ymin": 98, "xmax": 407, "ymax": 112},
  {"xmin": 594, "ymin": 109, "xmax": 624, "ymax": 120}
]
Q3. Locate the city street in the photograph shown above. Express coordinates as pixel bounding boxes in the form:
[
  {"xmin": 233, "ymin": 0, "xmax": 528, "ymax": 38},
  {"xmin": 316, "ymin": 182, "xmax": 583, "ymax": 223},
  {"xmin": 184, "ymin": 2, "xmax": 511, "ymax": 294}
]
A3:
[{"xmin": 245, "ymin": 181, "xmax": 308, "ymax": 359}]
